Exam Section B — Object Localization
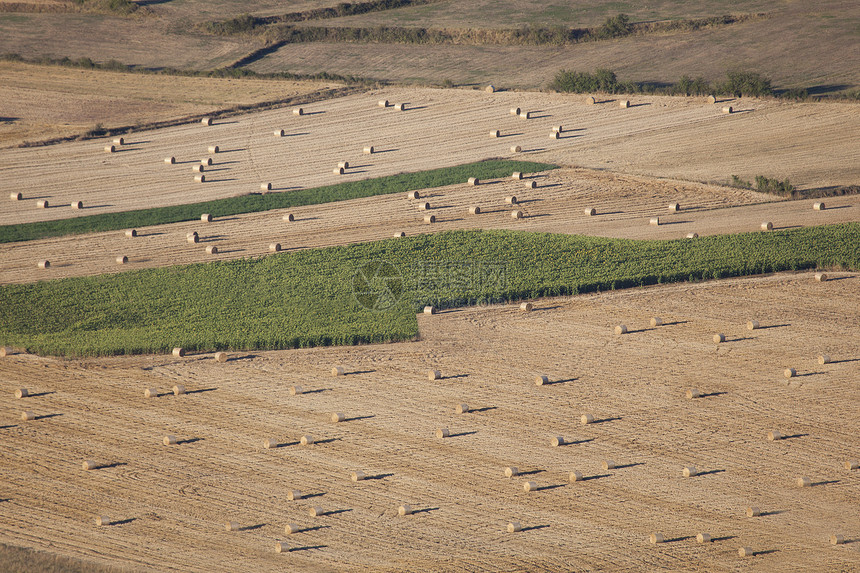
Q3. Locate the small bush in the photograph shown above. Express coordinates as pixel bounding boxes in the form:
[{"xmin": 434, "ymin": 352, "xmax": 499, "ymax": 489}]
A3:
[
  {"xmin": 718, "ymin": 70, "xmax": 773, "ymax": 97},
  {"xmin": 755, "ymin": 175, "xmax": 794, "ymax": 196},
  {"xmin": 597, "ymin": 13, "xmax": 632, "ymax": 39},
  {"xmin": 551, "ymin": 68, "xmax": 619, "ymax": 93},
  {"xmin": 731, "ymin": 175, "xmax": 751, "ymax": 189}
]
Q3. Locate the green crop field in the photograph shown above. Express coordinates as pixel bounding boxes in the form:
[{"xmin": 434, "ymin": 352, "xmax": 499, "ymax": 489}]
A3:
[
  {"xmin": 1, "ymin": 223, "xmax": 857, "ymax": 358},
  {"xmin": 0, "ymin": 159, "xmax": 554, "ymax": 243}
]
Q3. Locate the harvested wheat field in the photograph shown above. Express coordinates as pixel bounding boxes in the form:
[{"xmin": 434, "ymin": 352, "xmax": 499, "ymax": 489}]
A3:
[
  {"xmin": 2, "ymin": 88, "xmax": 858, "ymax": 228},
  {"xmin": 1, "ymin": 271, "xmax": 859, "ymax": 571}
]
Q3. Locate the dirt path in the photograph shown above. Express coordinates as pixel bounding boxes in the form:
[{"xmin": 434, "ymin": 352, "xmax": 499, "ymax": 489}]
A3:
[{"xmin": 0, "ymin": 271, "xmax": 858, "ymax": 571}]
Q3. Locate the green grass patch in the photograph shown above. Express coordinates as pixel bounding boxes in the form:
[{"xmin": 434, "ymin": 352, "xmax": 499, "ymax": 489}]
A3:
[
  {"xmin": 2, "ymin": 224, "xmax": 857, "ymax": 357},
  {"xmin": 0, "ymin": 160, "xmax": 554, "ymax": 244}
]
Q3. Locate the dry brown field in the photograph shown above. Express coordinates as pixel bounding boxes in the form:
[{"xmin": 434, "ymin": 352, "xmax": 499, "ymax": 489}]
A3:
[{"xmin": 1, "ymin": 271, "xmax": 859, "ymax": 571}]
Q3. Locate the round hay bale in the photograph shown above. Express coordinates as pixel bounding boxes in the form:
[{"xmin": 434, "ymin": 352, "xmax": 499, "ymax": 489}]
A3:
[
  {"xmin": 288, "ymin": 490, "xmax": 303, "ymax": 501},
  {"xmin": 797, "ymin": 476, "xmax": 812, "ymax": 487},
  {"xmin": 173, "ymin": 385, "xmax": 186, "ymax": 396},
  {"xmin": 37, "ymin": 260, "xmax": 50, "ymax": 269},
  {"xmin": 289, "ymin": 385, "xmax": 303, "ymax": 395},
  {"xmin": 201, "ymin": 117, "xmax": 212, "ymax": 126},
  {"xmin": 686, "ymin": 388, "xmax": 702, "ymax": 399},
  {"xmin": 509, "ymin": 173, "xmax": 523, "ymax": 183},
  {"xmin": 14, "ymin": 388, "xmax": 28, "ymax": 398},
  {"xmin": 395, "ymin": 103, "xmax": 406, "ymax": 111},
  {"xmin": 519, "ymin": 111, "xmax": 530, "ymax": 119},
  {"xmin": 510, "ymin": 210, "xmax": 523, "ymax": 219},
  {"xmin": 525, "ymin": 180, "xmax": 537, "ymax": 189},
  {"xmin": 506, "ymin": 195, "xmax": 518, "ymax": 205},
  {"xmin": 436, "ymin": 428, "xmax": 450, "ymax": 439},
  {"xmin": 490, "ymin": 130, "xmax": 500, "ymax": 138},
  {"xmin": 192, "ymin": 165, "xmax": 204, "ymax": 173},
  {"xmin": 115, "ymin": 255, "xmax": 128, "ymax": 265},
  {"xmin": 818, "ymin": 354, "xmax": 831, "ymax": 365},
  {"xmin": 398, "ymin": 504, "xmax": 412, "ymax": 516},
  {"xmin": 201, "ymin": 158, "xmax": 213, "ymax": 166},
  {"xmin": 105, "ymin": 145, "xmax": 115, "ymax": 153},
  {"xmin": 285, "ymin": 523, "xmax": 300, "ymax": 535},
  {"xmin": 331, "ymin": 412, "xmax": 345, "ymax": 423},
  {"xmin": 394, "ymin": 231, "xmax": 406, "ymax": 237},
  {"xmin": 510, "ymin": 145, "xmax": 522, "ymax": 153},
  {"xmin": 418, "ymin": 202, "xmax": 430, "ymax": 210},
  {"xmin": 261, "ymin": 183, "xmax": 272, "ymax": 191},
  {"xmin": 650, "ymin": 217, "xmax": 660, "ymax": 226},
  {"xmin": 214, "ymin": 351, "xmax": 227, "ymax": 362},
  {"xmin": 520, "ymin": 302, "xmax": 533, "ymax": 312},
  {"xmin": 619, "ymin": 100, "xmax": 630, "ymax": 108},
  {"xmin": 535, "ymin": 375, "xmax": 549, "ymax": 386},
  {"xmin": 72, "ymin": 201, "xmax": 83, "ymax": 210},
  {"xmin": 747, "ymin": 320, "xmax": 760, "ymax": 330},
  {"xmin": 206, "ymin": 245, "xmax": 218, "ymax": 255},
  {"xmin": 602, "ymin": 460, "xmax": 616, "ymax": 470},
  {"xmin": 683, "ymin": 465, "xmax": 698, "ymax": 477},
  {"xmin": 10, "ymin": 192, "xmax": 22, "ymax": 200},
  {"xmin": 713, "ymin": 333, "xmax": 726, "ymax": 343},
  {"xmin": 424, "ymin": 306, "xmax": 436, "ymax": 315},
  {"xmin": 334, "ymin": 167, "xmax": 345, "ymax": 175},
  {"xmin": 706, "ymin": 95, "xmax": 717, "ymax": 104},
  {"xmin": 650, "ymin": 317, "xmax": 663, "ymax": 327},
  {"xmin": 813, "ymin": 202, "xmax": 825, "ymax": 211},
  {"xmin": 36, "ymin": 200, "xmax": 49, "ymax": 209},
  {"xmin": 164, "ymin": 157, "xmax": 175, "ymax": 164},
  {"xmin": 424, "ymin": 214, "xmax": 436, "ymax": 224},
  {"xmin": 407, "ymin": 190, "xmax": 420, "ymax": 199},
  {"xmin": 761, "ymin": 221, "xmax": 773, "ymax": 231},
  {"xmin": 163, "ymin": 435, "xmax": 177, "ymax": 446},
  {"xmin": 144, "ymin": 388, "xmax": 158, "ymax": 398},
  {"xmin": 125, "ymin": 229, "xmax": 137, "ymax": 238},
  {"xmin": 0, "ymin": 347, "xmax": 14, "ymax": 357},
  {"xmin": 351, "ymin": 471, "xmax": 365, "ymax": 482},
  {"xmin": 523, "ymin": 481, "xmax": 537, "ymax": 492},
  {"xmin": 784, "ymin": 368, "xmax": 797, "ymax": 379},
  {"xmin": 697, "ymin": 533, "xmax": 712, "ymax": 543},
  {"xmin": 363, "ymin": 146, "xmax": 374, "ymax": 154},
  {"xmin": 650, "ymin": 533, "xmax": 665, "ymax": 544},
  {"xmin": 510, "ymin": 107, "xmax": 521, "ymax": 116},
  {"xmin": 584, "ymin": 207, "xmax": 596, "ymax": 216},
  {"xmin": 569, "ymin": 471, "xmax": 583, "ymax": 482},
  {"xmin": 468, "ymin": 206, "xmax": 481, "ymax": 215},
  {"xmin": 293, "ymin": 108, "xmax": 303, "ymax": 116},
  {"xmin": 486, "ymin": 85, "xmax": 495, "ymax": 93},
  {"xmin": 283, "ymin": 213, "xmax": 295, "ymax": 222},
  {"xmin": 615, "ymin": 325, "xmax": 628, "ymax": 335},
  {"xmin": 844, "ymin": 460, "xmax": 859, "ymax": 470},
  {"xmin": 208, "ymin": 145, "xmax": 219, "ymax": 154},
  {"xmin": 378, "ymin": 100, "xmax": 389, "ymax": 108},
  {"xmin": 274, "ymin": 129, "xmax": 285, "ymax": 137},
  {"xmin": 337, "ymin": 161, "xmax": 349, "ymax": 169},
  {"xmin": 468, "ymin": 177, "xmax": 479, "ymax": 186},
  {"xmin": 504, "ymin": 466, "xmax": 518, "ymax": 478},
  {"xmin": 686, "ymin": 232, "xmax": 699, "ymax": 239},
  {"xmin": 331, "ymin": 366, "xmax": 345, "ymax": 376},
  {"xmin": 738, "ymin": 547, "xmax": 753, "ymax": 557},
  {"xmin": 581, "ymin": 414, "xmax": 595, "ymax": 425},
  {"xmin": 746, "ymin": 506, "xmax": 761, "ymax": 517},
  {"xmin": 269, "ymin": 243, "xmax": 282, "ymax": 253},
  {"xmin": 722, "ymin": 106, "xmax": 733, "ymax": 114},
  {"xmin": 172, "ymin": 347, "xmax": 185, "ymax": 357},
  {"xmin": 814, "ymin": 272, "xmax": 827, "ymax": 282},
  {"xmin": 831, "ymin": 534, "xmax": 845, "ymax": 545},
  {"xmin": 225, "ymin": 521, "xmax": 239, "ymax": 531},
  {"xmin": 187, "ymin": 233, "xmax": 199, "ymax": 244},
  {"xmin": 21, "ymin": 411, "xmax": 35, "ymax": 421},
  {"xmin": 552, "ymin": 125, "xmax": 562, "ymax": 134},
  {"xmin": 83, "ymin": 460, "xmax": 98, "ymax": 471},
  {"xmin": 585, "ymin": 96, "xmax": 596, "ymax": 105},
  {"xmin": 275, "ymin": 541, "xmax": 288, "ymax": 553},
  {"xmin": 768, "ymin": 430, "xmax": 783, "ymax": 441},
  {"xmin": 263, "ymin": 438, "xmax": 276, "ymax": 449},
  {"xmin": 95, "ymin": 515, "xmax": 110, "ymax": 526},
  {"xmin": 201, "ymin": 213, "xmax": 212, "ymax": 222},
  {"xmin": 668, "ymin": 203, "xmax": 680, "ymax": 212},
  {"xmin": 428, "ymin": 370, "xmax": 441, "ymax": 381},
  {"xmin": 507, "ymin": 521, "xmax": 522, "ymax": 533},
  {"xmin": 194, "ymin": 175, "xmax": 205, "ymax": 183},
  {"xmin": 550, "ymin": 131, "xmax": 559, "ymax": 139},
  {"xmin": 551, "ymin": 436, "xmax": 564, "ymax": 447},
  {"xmin": 300, "ymin": 435, "xmax": 313, "ymax": 446}
]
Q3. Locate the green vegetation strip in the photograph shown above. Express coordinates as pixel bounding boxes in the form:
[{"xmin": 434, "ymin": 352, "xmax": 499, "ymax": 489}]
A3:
[
  {"xmin": 1, "ymin": 224, "xmax": 857, "ymax": 357},
  {"xmin": 0, "ymin": 160, "xmax": 554, "ymax": 243}
]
